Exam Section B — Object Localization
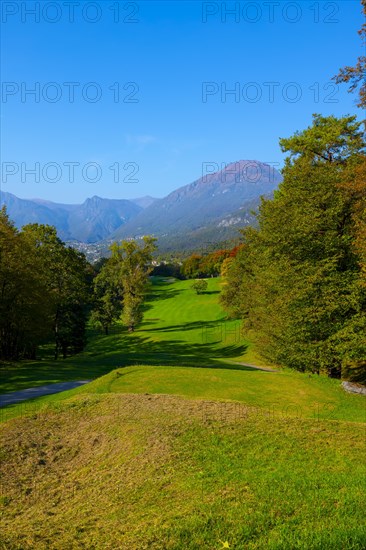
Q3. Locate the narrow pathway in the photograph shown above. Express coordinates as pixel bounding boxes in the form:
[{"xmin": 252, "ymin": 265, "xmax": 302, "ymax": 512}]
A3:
[
  {"xmin": 0, "ymin": 380, "xmax": 92, "ymax": 407},
  {"xmin": 227, "ymin": 361, "xmax": 278, "ymax": 372}
]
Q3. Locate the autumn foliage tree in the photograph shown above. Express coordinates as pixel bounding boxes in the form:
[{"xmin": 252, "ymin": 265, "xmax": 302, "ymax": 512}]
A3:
[
  {"xmin": 181, "ymin": 254, "xmax": 203, "ymax": 278},
  {"xmin": 182, "ymin": 247, "xmax": 240, "ymax": 279}
]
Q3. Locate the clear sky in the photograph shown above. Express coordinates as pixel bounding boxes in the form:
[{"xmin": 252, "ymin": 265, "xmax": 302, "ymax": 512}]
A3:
[{"xmin": 1, "ymin": 0, "xmax": 364, "ymax": 203}]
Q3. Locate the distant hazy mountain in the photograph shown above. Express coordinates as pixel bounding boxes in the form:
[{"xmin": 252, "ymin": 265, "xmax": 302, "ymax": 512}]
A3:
[
  {"xmin": 1, "ymin": 161, "xmax": 282, "ymax": 253},
  {"xmin": 0, "ymin": 192, "xmax": 142, "ymax": 243},
  {"xmin": 1, "ymin": 192, "xmax": 71, "ymax": 238},
  {"xmin": 153, "ymin": 195, "xmax": 268, "ymax": 253},
  {"xmin": 112, "ymin": 160, "xmax": 282, "ymax": 241},
  {"xmin": 65, "ymin": 196, "xmax": 142, "ymax": 242},
  {"xmin": 130, "ymin": 196, "xmax": 158, "ymax": 209}
]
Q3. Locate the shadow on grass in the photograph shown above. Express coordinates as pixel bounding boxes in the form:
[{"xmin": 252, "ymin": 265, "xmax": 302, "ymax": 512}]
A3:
[
  {"xmin": 0, "ymin": 279, "xmax": 258, "ymax": 393},
  {"xmin": 145, "ymin": 288, "xmax": 182, "ymax": 303},
  {"xmin": 140, "ymin": 286, "xmax": 183, "ymax": 316},
  {"xmin": 83, "ymin": 332, "xmax": 254, "ymax": 377},
  {"xmin": 0, "ymin": 321, "xmax": 257, "ymax": 393},
  {"xmin": 141, "ymin": 319, "xmax": 226, "ymax": 333}
]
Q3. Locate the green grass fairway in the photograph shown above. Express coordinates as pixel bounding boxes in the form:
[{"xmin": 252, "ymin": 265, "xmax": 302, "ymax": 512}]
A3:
[
  {"xmin": 1, "ymin": 276, "xmax": 365, "ymax": 548},
  {"xmin": 1, "ymin": 277, "xmax": 365, "ymax": 424},
  {"xmin": 0, "ymin": 277, "xmax": 254, "ymax": 394}
]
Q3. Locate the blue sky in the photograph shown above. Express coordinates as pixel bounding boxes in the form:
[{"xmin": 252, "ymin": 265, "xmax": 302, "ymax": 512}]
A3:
[{"xmin": 1, "ymin": 0, "xmax": 364, "ymax": 203}]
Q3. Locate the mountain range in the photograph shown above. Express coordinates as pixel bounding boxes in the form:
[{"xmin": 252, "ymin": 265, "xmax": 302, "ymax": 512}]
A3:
[
  {"xmin": 1, "ymin": 160, "xmax": 282, "ymax": 253},
  {"xmin": 0, "ymin": 192, "xmax": 156, "ymax": 243}
]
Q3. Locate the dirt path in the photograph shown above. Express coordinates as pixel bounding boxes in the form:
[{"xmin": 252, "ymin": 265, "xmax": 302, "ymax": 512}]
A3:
[{"xmin": 0, "ymin": 380, "xmax": 92, "ymax": 407}]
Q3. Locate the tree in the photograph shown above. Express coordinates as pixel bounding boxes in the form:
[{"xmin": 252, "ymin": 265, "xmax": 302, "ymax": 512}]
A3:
[
  {"xmin": 21, "ymin": 224, "xmax": 91, "ymax": 359},
  {"xmin": 338, "ymin": 155, "xmax": 366, "ymax": 286},
  {"xmin": 182, "ymin": 249, "xmax": 238, "ymax": 279},
  {"xmin": 278, "ymin": 114, "xmax": 364, "ymax": 164},
  {"xmin": 90, "ymin": 259, "xmax": 123, "ymax": 335},
  {"xmin": 192, "ymin": 279, "xmax": 208, "ymax": 294},
  {"xmin": 200, "ymin": 250, "xmax": 232, "ymax": 277},
  {"xmin": 182, "ymin": 254, "xmax": 203, "ymax": 278},
  {"xmin": 0, "ymin": 209, "xmax": 53, "ymax": 359},
  {"xmin": 150, "ymin": 262, "xmax": 183, "ymax": 279},
  {"xmin": 221, "ymin": 115, "xmax": 366, "ymax": 380},
  {"xmin": 333, "ymin": 0, "xmax": 366, "ymax": 108},
  {"xmin": 220, "ymin": 247, "xmax": 249, "ymax": 319},
  {"xmin": 109, "ymin": 237, "xmax": 157, "ymax": 332}
]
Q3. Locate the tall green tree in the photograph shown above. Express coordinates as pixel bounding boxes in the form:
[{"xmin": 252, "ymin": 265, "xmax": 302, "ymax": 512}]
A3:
[
  {"xmin": 109, "ymin": 236, "xmax": 157, "ymax": 332},
  {"xmin": 0, "ymin": 209, "xmax": 53, "ymax": 359},
  {"xmin": 21, "ymin": 224, "xmax": 91, "ymax": 359},
  {"xmin": 90, "ymin": 258, "xmax": 123, "ymax": 335},
  {"xmin": 221, "ymin": 115, "xmax": 366, "ymax": 380}
]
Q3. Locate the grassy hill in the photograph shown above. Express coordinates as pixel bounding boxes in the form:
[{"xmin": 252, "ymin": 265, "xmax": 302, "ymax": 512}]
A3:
[{"xmin": 1, "ymin": 277, "xmax": 365, "ymax": 548}]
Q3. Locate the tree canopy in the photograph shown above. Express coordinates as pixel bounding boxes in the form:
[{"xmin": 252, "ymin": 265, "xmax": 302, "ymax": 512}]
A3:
[
  {"xmin": 221, "ymin": 115, "xmax": 366, "ymax": 382},
  {"xmin": 0, "ymin": 212, "xmax": 91, "ymax": 360}
]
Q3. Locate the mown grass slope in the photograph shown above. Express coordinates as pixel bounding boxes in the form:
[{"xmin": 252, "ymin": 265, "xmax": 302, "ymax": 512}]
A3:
[
  {"xmin": 1, "ymin": 393, "xmax": 365, "ymax": 549},
  {"xmin": 1, "ymin": 277, "xmax": 365, "ymax": 548},
  {"xmin": 3, "ymin": 363, "xmax": 364, "ymax": 425},
  {"xmin": 0, "ymin": 277, "xmax": 251, "ymax": 394}
]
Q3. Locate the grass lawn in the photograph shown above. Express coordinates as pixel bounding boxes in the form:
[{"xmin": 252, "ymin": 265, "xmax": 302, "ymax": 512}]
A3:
[
  {"xmin": 1, "ymin": 393, "xmax": 365, "ymax": 549},
  {"xmin": 3, "ymin": 364, "xmax": 364, "ymax": 425},
  {"xmin": 1, "ymin": 276, "xmax": 365, "ymax": 548},
  {"xmin": 0, "ymin": 277, "xmax": 254, "ymax": 394},
  {"xmin": 1, "ymin": 277, "xmax": 365, "ymax": 424}
]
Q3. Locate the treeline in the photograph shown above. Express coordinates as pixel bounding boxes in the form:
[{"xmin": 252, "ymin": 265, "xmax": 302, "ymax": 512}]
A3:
[
  {"xmin": 181, "ymin": 247, "xmax": 242, "ymax": 278},
  {"xmin": 2, "ymin": 200, "xmax": 236, "ymax": 361},
  {"xmin": 220, "ymin": 115, "xmax": 366, "ymax": 382},
  {"xmin": 0, "ymin": 209, "xmax": 91, "ymax": 360},
  {"xmin": 151, "ymin": 247, "xmax": 242, "ymax": 280},
  {"xmin": 0, "ymin": 209, "xmax": 157, "ymax": 361}
]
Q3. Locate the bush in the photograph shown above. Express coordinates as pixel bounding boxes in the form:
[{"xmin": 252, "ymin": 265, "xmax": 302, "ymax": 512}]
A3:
[{"xmin": 191, "ymin": 279, "xmax": 208, "ymax": 294}]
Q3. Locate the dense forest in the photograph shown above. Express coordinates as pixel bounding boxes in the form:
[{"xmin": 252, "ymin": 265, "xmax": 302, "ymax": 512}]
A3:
[
  {"xmin": 0, "ymin": 215, "xmax": 92, "ymax": 361},
  {"xmin": 221, "ymin": 115, "xmax": 365, "ymax": 382},
  {"xmin": 0, "ymin": 212, "xmax": 157, "ymax": 360}
]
